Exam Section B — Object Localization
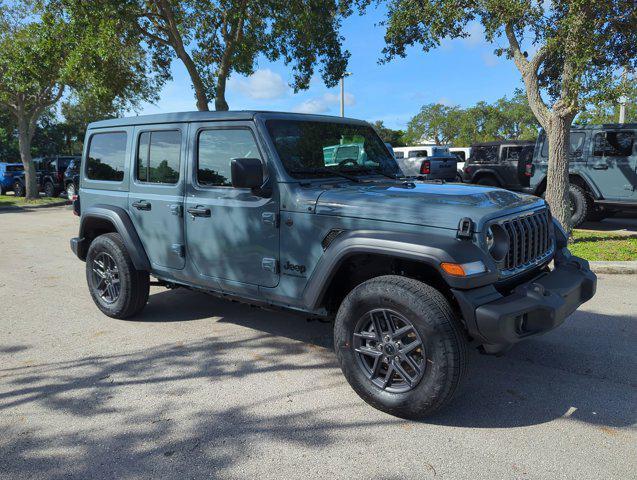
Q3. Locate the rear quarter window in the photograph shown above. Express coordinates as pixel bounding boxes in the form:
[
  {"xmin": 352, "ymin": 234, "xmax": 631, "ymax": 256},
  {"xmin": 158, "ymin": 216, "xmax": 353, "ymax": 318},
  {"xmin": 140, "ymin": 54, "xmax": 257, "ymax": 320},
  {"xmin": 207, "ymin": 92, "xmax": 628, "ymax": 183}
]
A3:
[{"xmin": 86, "ymin": 132, "xmax": 127, "ymax": 182}]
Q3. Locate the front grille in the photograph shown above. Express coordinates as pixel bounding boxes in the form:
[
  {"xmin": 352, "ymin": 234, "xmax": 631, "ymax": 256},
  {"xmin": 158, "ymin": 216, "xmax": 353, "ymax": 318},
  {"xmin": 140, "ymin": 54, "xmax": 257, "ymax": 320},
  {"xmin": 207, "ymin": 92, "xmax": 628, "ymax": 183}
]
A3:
[{"xmin": 501, "ymin": 209, "xmax": 552, "ymax": 272}]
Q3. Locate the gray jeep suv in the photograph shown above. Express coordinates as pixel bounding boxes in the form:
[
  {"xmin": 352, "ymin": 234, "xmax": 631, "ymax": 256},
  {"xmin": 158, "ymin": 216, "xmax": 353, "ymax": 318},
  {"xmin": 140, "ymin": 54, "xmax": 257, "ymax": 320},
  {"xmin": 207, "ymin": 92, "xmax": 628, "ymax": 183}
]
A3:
[
  {"xmin": 526, "ymin": 124, "xmax": 637, "ymax": 226},
  {"xmin": 70, "ymin": 111, "xmax": 596, "ymax": 418}
]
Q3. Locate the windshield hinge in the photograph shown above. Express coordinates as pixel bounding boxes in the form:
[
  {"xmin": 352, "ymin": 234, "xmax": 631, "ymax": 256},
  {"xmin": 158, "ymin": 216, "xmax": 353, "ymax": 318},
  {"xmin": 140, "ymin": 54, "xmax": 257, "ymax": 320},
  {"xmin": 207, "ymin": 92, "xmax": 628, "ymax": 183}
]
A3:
[{"xmin": 457, "ymin": 217, "xmax": 474, "ymax": 239}]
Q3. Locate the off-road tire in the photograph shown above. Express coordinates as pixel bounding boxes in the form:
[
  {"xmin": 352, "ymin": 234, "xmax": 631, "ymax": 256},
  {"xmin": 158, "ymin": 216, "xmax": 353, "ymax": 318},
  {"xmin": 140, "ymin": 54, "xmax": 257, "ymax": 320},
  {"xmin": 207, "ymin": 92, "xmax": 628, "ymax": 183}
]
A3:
[
  {"xmin": 43, "ymin": 181, "xmax": 56, "ymax": 197},
  {"xmin": 334, "ymin": 275, "xmax": 468, "ymax": 419},
  {"xmin": 569, "ymin": 184, "xmax": 592, "ymax": 227},
  {"xmin": 0, "ymin": 187, "xmax": 6, "ymax": 195},
  {"xmin": 86, "ymin": 233, "xmax": 149, "ymax": 319},
  {"xmin": 476, "ymin": 176, "xmax": 500, "ymax": 187},
  {"xmin": 13, "ymin": 181, "xmax": 25, "ymax": 197},
  {"xmin": 66, "ymin": 182, "xmax": 76, "ymax": 199}
]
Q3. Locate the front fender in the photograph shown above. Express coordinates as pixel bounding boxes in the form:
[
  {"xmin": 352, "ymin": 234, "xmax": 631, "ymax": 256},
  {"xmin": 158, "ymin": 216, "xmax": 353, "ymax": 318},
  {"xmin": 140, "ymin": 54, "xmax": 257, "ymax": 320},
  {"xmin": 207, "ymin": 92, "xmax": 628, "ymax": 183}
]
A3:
[
  {"xmin": 75, "ymin": 205, "xmax": 150, "ymax": 271},
  {"xmin": 302, "ymin": 229, "xmax": 499, "ymax": 309}
]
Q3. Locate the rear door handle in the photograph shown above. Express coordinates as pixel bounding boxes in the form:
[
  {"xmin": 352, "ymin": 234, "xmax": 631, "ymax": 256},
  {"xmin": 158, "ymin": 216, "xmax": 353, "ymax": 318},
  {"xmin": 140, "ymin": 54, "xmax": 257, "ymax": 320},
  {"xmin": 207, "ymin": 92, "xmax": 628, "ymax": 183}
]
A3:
[
  {"xmin": 132, "ymin": 200, "xmax": 151, "ymax": 211},
  {"xmin": 187, "ymin": 206, "xmax": 211, "ymax": 218}
]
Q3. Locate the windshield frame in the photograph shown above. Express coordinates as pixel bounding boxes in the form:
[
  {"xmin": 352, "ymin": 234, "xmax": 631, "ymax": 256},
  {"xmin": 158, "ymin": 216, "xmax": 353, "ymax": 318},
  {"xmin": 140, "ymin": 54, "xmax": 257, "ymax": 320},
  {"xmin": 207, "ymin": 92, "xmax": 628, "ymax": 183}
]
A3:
[{"xmin": 262, "ymin": 116, "xmax": 401, "ymax": 182}]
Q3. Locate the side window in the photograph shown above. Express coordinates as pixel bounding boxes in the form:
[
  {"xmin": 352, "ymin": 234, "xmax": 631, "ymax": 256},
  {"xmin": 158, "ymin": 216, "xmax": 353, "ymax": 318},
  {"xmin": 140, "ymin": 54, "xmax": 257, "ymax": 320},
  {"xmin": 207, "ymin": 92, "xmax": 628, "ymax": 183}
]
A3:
[
  {"xmin": 453, "ymin": 151, "xmax": 465, "ymax": 161},
  {"xmin": 540, "ymin": 132, "xmax": 586, "ymax": 158},
  {"xmin": 593, "ymin": 131, "xmax": 635, "ymax": 157},
  {"xmin": 86, "ymin": 132, "xmax": 127, "ymax": 181},
  {"xmin": 136, "ymin": 130, "xmax": 181, "ymax": 184},
  {"xmin": 394, "ymin": 151, "xmax": 404, "ymax": 159},
  {"xmin": 197, "ymin": 129, "xmax": 261, "ymax": 187},
  {"xmin": 409, "ymin": 150, "xmax": 427, "ymax": 158}
]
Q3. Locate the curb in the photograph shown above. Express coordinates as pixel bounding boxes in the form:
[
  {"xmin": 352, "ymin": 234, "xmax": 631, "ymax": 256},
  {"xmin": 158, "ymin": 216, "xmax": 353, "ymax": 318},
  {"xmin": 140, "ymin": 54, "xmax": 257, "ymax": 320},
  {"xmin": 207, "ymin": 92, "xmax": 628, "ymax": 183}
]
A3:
[
  {"xmin": 589, "ymin": 261, "xmax": 637, "ymax": 274},
  {"xmin": 0, "ymin": 201, "xmax": 69, "ymax": 211}
]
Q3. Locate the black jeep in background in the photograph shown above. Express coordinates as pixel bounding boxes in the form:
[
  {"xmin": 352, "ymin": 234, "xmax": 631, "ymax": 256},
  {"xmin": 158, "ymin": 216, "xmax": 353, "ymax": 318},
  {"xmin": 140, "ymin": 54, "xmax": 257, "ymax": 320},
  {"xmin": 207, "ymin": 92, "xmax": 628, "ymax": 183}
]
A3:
[
  {"xmin": 12, "ymin": 155, "xmax": 80, "ymax": 197},
  {"xmin": 461, "ymin": 140, "xmax": 536, "ymax": 190}
]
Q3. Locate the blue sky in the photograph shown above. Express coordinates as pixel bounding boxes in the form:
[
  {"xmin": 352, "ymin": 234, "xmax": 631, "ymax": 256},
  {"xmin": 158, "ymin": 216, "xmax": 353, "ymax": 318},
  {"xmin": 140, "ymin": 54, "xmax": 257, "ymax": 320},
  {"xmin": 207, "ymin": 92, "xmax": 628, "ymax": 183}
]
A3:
[{"xmin": 139, "ymin": 5, "xmax": 524, "ymax": 130}]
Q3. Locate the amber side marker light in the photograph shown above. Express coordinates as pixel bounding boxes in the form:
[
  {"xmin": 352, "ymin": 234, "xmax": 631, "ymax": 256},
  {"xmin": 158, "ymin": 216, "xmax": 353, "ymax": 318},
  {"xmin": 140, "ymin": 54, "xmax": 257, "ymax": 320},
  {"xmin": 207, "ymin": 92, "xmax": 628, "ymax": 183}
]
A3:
[{"xmin": 440, "ymin": 261, "xmax": 486, "ymax": 277}]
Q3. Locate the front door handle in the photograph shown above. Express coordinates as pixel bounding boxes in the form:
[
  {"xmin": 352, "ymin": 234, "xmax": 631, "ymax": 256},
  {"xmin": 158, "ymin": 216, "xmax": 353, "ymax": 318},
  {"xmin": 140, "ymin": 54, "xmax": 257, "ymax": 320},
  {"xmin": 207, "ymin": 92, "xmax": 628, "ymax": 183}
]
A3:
[
  {"xmin": 187, "ymin": 206, "xmax": 211, "ymax": 218},
  {"xmin": 592, "ymin": 164, "xmax": 609, "ymax": 170},
  {"xmin": 132, "ymin": 200, "xmax": 151, "ymax": 211}
]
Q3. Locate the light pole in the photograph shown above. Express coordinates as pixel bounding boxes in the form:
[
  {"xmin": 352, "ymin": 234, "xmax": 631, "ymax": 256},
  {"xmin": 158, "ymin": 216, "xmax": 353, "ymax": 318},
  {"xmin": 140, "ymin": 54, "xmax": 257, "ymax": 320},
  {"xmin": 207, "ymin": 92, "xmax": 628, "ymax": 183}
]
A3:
[{"xmin": 340, "ymin": 72, "xmax": 352, "ymax": 117}]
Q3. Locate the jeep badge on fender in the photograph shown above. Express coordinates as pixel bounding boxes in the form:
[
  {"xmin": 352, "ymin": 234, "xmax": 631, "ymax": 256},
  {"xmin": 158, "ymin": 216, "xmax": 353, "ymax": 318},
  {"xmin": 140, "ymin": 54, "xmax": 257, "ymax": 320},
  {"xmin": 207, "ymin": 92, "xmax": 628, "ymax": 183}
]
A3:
[{"xmin": 70, "ymin": 111, "xmax": 597, "ymax": 419}]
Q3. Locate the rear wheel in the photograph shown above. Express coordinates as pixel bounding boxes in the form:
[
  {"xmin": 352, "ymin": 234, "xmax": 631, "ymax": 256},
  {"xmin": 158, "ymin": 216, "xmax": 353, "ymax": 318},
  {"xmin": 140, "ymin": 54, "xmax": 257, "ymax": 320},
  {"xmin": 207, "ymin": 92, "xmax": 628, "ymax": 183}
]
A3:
[
  {"xmin": 13, "ymin": 181, "xmax": 25, "ymax": 197},
  {"xmin": 86, "ymin": 233, "xmax": 149, "ymax": 319},
  {"xmin": 476, "ymin": 176, "xmax": 500, "ymax": 187},
  {"xmin": 43, "ymin": 181, "xmax": 56, "ymax": 197},
  {"xmin": 334, "ymin": 275, "xmax": 468, "ymax": 419}
]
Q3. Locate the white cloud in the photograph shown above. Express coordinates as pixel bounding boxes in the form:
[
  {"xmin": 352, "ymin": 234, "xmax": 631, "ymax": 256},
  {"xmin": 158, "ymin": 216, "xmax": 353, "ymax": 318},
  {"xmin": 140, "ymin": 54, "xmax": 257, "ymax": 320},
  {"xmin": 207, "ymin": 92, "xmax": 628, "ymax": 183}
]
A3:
[
  {"xmin": 228, "ymin": 69, "xmax": 289, "ymax": 100},
  {"xmin": 441, "ymin": 21, "xmax": 486, "ymax": 50},
  {"xmin": 437, "ymin": 97, "xmax": 455, "ymax": 106},
  {"xmin": 293, "ymin": 92, "xmax": 355, "ymax": 114}
]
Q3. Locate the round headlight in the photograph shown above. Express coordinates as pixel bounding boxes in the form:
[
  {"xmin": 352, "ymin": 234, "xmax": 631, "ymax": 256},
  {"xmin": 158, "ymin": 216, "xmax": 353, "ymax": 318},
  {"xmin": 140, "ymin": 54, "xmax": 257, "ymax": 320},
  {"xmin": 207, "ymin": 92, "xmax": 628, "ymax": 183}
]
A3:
[
  {"xmin": 486, "ymin": 226, "xmax": 495, "ymax": 251},
  {"xmin": 486, "ymin": 224, "xmax": 509, "ymax": 262}
]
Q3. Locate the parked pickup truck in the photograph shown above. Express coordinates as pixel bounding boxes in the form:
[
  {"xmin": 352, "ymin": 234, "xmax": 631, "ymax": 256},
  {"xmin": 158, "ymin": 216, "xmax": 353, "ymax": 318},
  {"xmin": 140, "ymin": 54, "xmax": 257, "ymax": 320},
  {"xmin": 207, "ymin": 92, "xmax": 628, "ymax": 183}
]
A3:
[
  {"xmin": 70, "ymin": 111, "xmax": 596, "ymax": 419},
  {"xmin": 394, "ymin": 151, "xmax": 459, "ymax": 181}
]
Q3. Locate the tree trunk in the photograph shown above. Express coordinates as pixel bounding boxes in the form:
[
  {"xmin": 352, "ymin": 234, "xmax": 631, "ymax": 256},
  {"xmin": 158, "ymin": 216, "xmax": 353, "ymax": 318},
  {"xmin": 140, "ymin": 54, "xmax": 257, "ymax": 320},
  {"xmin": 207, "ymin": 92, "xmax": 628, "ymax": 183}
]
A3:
[
  {"xmin": 179, "ymin": 52, "xmax": 210, "ymax": 111},
  {"xmin": 544, "ymin": 115, "xmax": 573, "ymax": 233},
  {"xmin": 215, "ymin": 72, "xmax": 229, "ymax": 111},
  {"xmin": 17, "ymin": 116, "xmax": 38, "ymax": 200}
]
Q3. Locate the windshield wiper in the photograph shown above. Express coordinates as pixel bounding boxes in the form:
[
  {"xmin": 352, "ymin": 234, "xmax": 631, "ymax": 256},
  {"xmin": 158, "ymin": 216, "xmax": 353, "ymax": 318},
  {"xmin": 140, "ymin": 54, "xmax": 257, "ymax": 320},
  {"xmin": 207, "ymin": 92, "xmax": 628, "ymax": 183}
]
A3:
[{"xmin": 289, "ymin": 167, "xmax": 362, "ymax": 183}]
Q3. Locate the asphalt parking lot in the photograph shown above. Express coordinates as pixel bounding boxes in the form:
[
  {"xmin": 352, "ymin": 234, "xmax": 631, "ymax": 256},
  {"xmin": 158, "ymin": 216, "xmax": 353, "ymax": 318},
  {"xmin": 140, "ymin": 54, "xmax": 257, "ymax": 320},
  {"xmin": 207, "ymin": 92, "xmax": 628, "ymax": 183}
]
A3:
[{"xmin": 1, "ymin": 207, "xmax": 635, "ymax": 480}]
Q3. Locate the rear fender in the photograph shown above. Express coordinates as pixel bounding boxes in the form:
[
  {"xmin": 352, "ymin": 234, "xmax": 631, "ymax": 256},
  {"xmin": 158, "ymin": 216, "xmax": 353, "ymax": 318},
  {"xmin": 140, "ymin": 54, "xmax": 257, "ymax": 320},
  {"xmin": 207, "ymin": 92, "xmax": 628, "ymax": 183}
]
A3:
[{"xmin": 76, "ymin": 205, "xmax": 150, "ymax": 271}]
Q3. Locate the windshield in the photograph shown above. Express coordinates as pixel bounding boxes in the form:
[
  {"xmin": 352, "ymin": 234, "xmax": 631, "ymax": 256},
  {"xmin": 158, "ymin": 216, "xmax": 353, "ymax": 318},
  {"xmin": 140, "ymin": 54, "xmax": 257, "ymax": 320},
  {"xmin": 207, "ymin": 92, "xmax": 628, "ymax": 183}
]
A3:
[{"xmin": 266, "ymin": 120, "xmax": 401, "ymax": 179}]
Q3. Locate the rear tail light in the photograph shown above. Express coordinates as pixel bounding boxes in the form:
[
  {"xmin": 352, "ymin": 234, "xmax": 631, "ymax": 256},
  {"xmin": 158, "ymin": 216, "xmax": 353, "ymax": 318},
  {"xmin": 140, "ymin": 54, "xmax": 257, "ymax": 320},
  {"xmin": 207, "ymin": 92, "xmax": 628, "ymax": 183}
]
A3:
[
  {"xmin": 464, "ymin": 166, "xmax": 472, "ymax": 174},
  {"xmin": 57, "ymin": 172, "xmax": 64, "ymax": 182},
  {"xmin": 420, "ymin": 160, "xmax": 431, "ymax": 175},
  {"xmin": 72, "ymin": 195, "xmax": 80, "ymax": 216},
  {"xmin": 524, "ymin": 163, "xmax": 534, "ymax": 177}
]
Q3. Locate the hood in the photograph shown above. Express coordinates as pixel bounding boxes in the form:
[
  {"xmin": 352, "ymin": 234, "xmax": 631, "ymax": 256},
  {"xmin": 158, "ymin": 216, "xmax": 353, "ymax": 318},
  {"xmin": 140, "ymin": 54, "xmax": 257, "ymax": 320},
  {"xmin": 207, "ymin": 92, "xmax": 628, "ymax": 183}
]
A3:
[{"xmin": 314, "ymin": 181, "xmax": 544, "ymax": 231}]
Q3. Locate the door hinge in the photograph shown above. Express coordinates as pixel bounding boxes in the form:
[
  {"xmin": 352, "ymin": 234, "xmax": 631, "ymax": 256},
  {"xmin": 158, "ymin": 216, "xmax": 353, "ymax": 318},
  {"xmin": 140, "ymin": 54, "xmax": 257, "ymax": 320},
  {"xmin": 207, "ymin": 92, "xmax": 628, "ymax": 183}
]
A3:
[
  {"xmin": 170, "ymin": 244, "xmax": 185, "ymax": 257},
  {"xmin": 261, "ymin": 212, "xmax": 279, "ymax": 228},
  {"xmin": 169, "ymin": 204, "xmax": 183, "ymax": 217},
  {"xmin": 262, "ymin": 257, "xmax": 279, "ymax": 273}
]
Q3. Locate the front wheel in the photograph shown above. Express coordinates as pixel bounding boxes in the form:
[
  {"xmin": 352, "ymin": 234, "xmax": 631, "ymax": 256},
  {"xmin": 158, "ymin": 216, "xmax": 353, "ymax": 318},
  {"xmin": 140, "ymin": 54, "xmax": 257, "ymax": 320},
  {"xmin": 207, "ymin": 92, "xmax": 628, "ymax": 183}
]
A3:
[
  {"xmin": 334, "ymin": 275, "xmax": 468, "ymax": 419},
  {"xmin": 13, "ymin": 181, "xmax": 25, "ymax": 197},
  {"xmin": 569, "ymin": 184, "xmax": 592, "ymax": 227},
  {"xmin": 86, "ymin": 233, "xmax": 149, "ymax": 319},
  {"xmin": 66, "ymin": 182, "xmax": 76, "ymax": 199}
]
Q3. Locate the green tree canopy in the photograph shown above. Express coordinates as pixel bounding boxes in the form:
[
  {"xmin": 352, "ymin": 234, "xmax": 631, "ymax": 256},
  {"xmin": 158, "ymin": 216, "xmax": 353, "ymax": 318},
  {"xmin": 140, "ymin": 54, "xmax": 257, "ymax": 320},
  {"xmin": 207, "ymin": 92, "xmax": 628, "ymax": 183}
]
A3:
[
  {"xmin": 0, "ymin": 0, "xmax": 167, "ymax": 198},
  {"xmin": 95, "ymin": 0, "xmax": 352, "ymax": 111},
  {"xmin": 402, "ymin": 91, "xmax": 539, "ymax": 146},
  {"xmin": 371, "ymin": 120, "xmax": 406, "ymax": 146}
]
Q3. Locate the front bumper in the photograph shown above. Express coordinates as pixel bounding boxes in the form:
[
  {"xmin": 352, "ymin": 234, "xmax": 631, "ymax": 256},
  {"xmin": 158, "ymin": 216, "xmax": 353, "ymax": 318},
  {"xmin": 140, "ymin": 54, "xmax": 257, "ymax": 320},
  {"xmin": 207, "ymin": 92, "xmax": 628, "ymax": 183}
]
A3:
[{"xmin": 453, "ymin": 251, "xmax": 596, "ymax": 353}]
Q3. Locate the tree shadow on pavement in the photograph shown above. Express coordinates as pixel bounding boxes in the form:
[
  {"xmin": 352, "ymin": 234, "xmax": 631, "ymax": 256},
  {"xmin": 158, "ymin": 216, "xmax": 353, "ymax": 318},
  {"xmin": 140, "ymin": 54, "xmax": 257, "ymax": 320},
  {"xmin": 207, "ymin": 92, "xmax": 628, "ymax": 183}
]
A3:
[{"xmin": 0, "ymin": 287, "xmax": 634, "ymax": 479}]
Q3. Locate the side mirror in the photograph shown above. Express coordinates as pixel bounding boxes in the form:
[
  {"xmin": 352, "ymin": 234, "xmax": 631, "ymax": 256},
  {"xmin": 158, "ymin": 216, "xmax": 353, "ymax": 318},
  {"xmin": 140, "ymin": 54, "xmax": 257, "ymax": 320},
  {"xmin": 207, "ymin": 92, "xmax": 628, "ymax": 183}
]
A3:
[{"xmin": 231, "ymin": 158, "xmax": 264, "ymax": 189}]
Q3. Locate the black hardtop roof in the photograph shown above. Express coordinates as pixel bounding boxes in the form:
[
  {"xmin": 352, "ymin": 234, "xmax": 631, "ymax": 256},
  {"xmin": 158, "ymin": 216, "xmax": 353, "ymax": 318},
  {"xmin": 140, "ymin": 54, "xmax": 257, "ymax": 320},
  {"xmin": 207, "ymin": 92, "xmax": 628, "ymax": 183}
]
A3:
[
  {"xmin": 538, "ymin": 123, "xmax": 637, "ymax": 135},
  {"xmin": 568, "ymin": 123, "xmax": 637, "ymax": 131},
  {"xmin": 88, "ymin": 110, "xmax": 370, "ymax": 129},
  {"xmin": 470, "ymin": 140, "xmax": 536, "ymax": 147}
]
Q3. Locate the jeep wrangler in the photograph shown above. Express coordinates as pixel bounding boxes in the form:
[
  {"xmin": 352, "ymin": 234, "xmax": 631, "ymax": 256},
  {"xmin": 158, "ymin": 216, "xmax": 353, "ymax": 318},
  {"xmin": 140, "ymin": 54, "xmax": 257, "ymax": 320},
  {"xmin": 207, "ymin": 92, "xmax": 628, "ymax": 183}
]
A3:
[
  {"xmin": 526, "ymin": 124, "xmax": 637, "ymax": 227},
  {"xmin": 71, "ymin": 111, "xmax": 597, "ymax": 419}
]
